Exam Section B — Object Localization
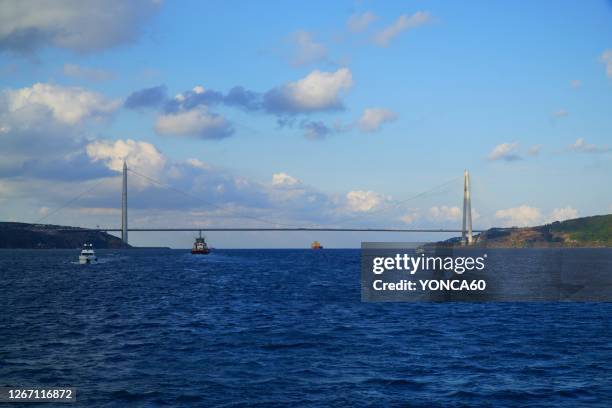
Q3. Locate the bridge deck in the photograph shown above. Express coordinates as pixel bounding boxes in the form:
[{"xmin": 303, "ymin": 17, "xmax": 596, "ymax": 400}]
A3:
[{"xmin": 57, "ymin": 228, "xmax": 484, "ymax": 233}]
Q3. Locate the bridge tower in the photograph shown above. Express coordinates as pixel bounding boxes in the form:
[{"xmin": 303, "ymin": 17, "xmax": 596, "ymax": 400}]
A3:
[
  {"xmin": 121, "ymin": 160, "xmax": 128, "ymax": 245},
  {"xmin": 461, "ymin": 169, "xmax": 473, "ymax": 245}
]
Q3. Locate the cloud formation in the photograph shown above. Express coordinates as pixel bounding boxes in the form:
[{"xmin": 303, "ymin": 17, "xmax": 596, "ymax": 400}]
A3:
[
  {"xmin": 272, "ymin": 172, "xmax": 300, "ymax": 187},
  {"xmin": 347, "ymin": 12, "xmax": 377, "ymax": 33},
  {"xmin": 124, "ymin": 85, "xmax": 167, "ymax": 109},
  {"xmin": 164, "ymin": 85, "xmax": 261, "ymax": 113},
  {"xmin": 495, "ymin": 205, "xmax": 541, "ymax": 227},
  {"xmin": 264, "ymin": 68, "xmax": 353, "ymax": 114},
  {"xmin": 488, "ymin": 142, "xmax": 521, "ymax": 161},
  {"xmin": 374, "ymin": 12, "xmax": 431, "ymax": 47},
  {"xmin": 129, "ymin": 69, "xmax": 358, "ymax": 139},
  {"xmin": 0, "ymin": 0, "xmax": 160, "ymax": 53},
  {"xmin": 301, "ymin": 120, "xmax": 332, "ymax": 140},
  {"xmin": 44, "ymin": 138, "xmax": 349, "ymax": 224},
  {"xmin": 547, "ymin": 206, "xmax": 578, "ymax": 223},
  {"xmin": 4, "ymin": 82, "xmax": 120, "ymax": 125},
  {"xmin": 428, "ymin": 205, "xmax": 461, "ymax": 221},
  {"xmin": 86, "ymin": 139, "xmax": 167, "ymax": 182},
  {"xmin": 570, "ymin": 138, "xmax": 611, "ymax": 154},
  {"xmin": 358, "ymin": 108, "xmax": 398, "ymax": 132},
  {"xmin": 224, "ymin": 86, "xmax": 262, "ymax": 110},
  {"xmin": 155, "ymin": 106, "xmax": 234, "ymax": 140},
  {"xmin": 346, "ymin": 190, "xmax": 385, "ymax": 212},
  {"xmin": 400, "ymin": 212, "xmax": 418, "ymax": 224},
  {"xmin": 0, "ymin": 82, "xmax": 118, "ymax": 180}
]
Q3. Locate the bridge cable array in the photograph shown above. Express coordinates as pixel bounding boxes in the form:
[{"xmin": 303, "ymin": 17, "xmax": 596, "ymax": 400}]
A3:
[
  {"xmin": 127, "ymin": 168, "xmax": 307, "ymax": 228},
  {"xmin": 33, "ymin": 176, "xmax": 112, "ymax": 225},
  {"xmin": 128, "ymin": 168, "xmax": 463, "ymax": 230},
  {"xmin": 30, "ymin": 166, "xmax": 467, "ymax": 231},
  {"xmin": 330, "ymin": 176, "xmax": 463, "ymax": 228}
]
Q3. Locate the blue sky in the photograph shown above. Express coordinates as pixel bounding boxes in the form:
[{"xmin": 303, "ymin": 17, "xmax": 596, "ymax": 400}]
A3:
[{"xmin": 0, "ymin": 0, "xmax": 611, "ymax": 247}]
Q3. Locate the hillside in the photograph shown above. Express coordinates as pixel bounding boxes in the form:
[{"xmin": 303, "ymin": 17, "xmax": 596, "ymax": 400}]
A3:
[
  {"xmin": 0, "ymin": 222, "xmax": 129, "ymax": 249},
  {"xmin": 472, "ymin": 214, "xmax": 612, "ymax": 248}
]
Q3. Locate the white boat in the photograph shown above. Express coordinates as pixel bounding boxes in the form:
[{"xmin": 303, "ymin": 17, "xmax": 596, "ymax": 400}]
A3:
[{"xmin": 78, "ymin": 243, "xmax": 98, "ymax": 264}]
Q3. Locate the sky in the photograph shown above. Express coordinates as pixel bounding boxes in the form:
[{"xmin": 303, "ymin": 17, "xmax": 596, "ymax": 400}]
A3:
[{"xmin": 0, "ymin": 0, "xmax": 611, "ymax": 248}]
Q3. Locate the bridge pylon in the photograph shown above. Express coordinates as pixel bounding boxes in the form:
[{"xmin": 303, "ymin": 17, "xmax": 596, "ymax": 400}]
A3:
[
  {"xmin": 461, "ymin": 169, "xmax": 473, "ymax": 245},
  {"xmin": 121, "ymin": 160, "xmax": 128, "ymax": 245}
]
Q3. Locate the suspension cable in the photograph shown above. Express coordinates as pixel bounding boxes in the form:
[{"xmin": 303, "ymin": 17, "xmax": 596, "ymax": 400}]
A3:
[
  {"xmin": 128, "ymin": 168, "xmax": 461, "ymax": 229},
  {"xmin": 32, "ymin": 177, "xmax": 112, "ymax": 224},
  {"xmin": 330, "ymin": 176, "xmax": 462, "ymax": 227},
  {"xmin": 127, "ymin": 168, "xmax": 305, "ymax": 228}
]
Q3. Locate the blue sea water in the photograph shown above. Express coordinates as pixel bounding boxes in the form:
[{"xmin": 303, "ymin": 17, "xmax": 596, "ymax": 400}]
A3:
[{"xmin": 0, "ymin": 249, "xmax": 610, "ymax": 407}]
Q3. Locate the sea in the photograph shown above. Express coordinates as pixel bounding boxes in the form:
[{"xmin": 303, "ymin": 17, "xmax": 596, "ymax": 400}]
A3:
[{"xmin": 0, "ymin": 249, "xmax": 610, "ymax": 407}]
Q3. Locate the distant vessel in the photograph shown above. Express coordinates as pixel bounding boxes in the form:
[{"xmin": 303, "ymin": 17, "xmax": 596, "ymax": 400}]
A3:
[
  {"xmin": 311, "ymin": 241, "xmax": 323, "ymax": 250},
  {"xmin": 78, "ymin": 243, "xmax": 98, "ymax": 264},
  {"xmin": 192, "ymin": 232, "xmax": 210, "ymax": 254}
]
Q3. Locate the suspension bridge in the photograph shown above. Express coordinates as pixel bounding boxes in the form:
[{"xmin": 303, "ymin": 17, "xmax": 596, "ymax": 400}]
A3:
[{"xmin": 51, "ymin": 162, "xmax": 481, "ymax": 245}]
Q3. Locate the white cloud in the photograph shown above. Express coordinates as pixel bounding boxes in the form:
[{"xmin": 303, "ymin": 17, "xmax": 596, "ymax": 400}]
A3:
[
  {"xmin": 185, "ymin": 158, "xmax": 210, "ymax": 170},
  {"xmin": 488, "ymin": 142, "xmax": 521, "ymax": 161},
  {"xmin": 552, "ymin": 109, "xmax": 569, "ymax": 118},
  {"xmin": 0, "ymin": 83, "xmax": 119, "ymax": 180},
  {"xmin": 547, "ymin": 206, "xmax": 578, "ymax": 223},
  {"xmin": 601, "ymin": 49, "xmax": 612, "ymax": 78},
  {"xmin": 570, "ymin": 138, "xmax": 611, "ymax": 154},
  {"xmin": 495, "ymin": 205, "xmax": 541, "ymax": 227},
  {"xmin": 63, "ymin": 63, "xmax": 115, "ymax": 81},
  {"xmin": 86, "ymin": 139, "xmax": 167, "ymax": 181},
  {"xmin": 428, "ymin": 206, "xmax": 461, "ymax": 221},
  {"xmin": 347, "ymin": 12, "xmax": 377, "ymax": 33},
  {"xmin": 264, "ymin": 68, "xmax": 353, "ymax": 113},
  {"xmin": 4, "ymin": 82, "xmax": 120, "ymax": 125},
  {"xmin": 1, "ymin": 132, "xmax": 398, "ymax": 233},
  {"xmin": 0, "ymin": 0, "xmax": 160, "ymax": 53},
  {"xmin": 290, "ymin": 31, "xmax": 327, "ymax": 66},
  {"xmin": 358, "ymin": 108, "xmax": 398, "ymax": 132},
  {"xmin": 400, "ymin": 212, "xmax": 419, "ymax": 224},
  {"xmin": 374, "ymin": 11, "xmax": 431, "ymax": 47},
  {"xmin": 272, "ymin": 172, "xmax": 300, "ymax": 187},
  {"xmin": 346, "ymin": 190, "xmax": 384, "ymax": 212},
  {"xmin": 155, "ymin": 106, "xmax": 233, "ymax": 139}
]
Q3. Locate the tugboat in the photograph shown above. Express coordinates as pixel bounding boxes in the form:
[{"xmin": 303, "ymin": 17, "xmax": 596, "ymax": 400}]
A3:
[
  {"xmin": 191, "ymin": 231, "xmax": 210, "ymax": 254},
  {"xmin": 78, "ymin": 243, "xmax": 98, "ymax": 264},
  {"xmin": 311, "ymin": 240, "xmax": 323, "ymax": 250}
]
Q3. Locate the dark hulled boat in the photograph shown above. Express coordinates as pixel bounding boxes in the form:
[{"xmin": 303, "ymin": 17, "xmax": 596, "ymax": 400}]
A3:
[{"xmin": 192, "ymin": 232, "xmax": 210, "ymax": 254}]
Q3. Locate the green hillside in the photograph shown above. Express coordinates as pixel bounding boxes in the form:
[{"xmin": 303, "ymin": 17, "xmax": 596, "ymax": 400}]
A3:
[
  {"xmin": 546, "ymin": 214, "xmax": 612, "ymax": 246},
  {"xmin": 0, "ymin": 222, "xmax": 129, "ymax": 249},
  {"xmin": 472, "ymin": 214, "xmax": 612, "ymax": 247}
]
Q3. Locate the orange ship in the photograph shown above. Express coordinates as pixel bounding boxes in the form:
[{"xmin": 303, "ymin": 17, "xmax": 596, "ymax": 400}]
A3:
[
  {"xmin": 191, "ymin": 231, "xmax": 210, "ymax": 254},
  {"xmin": 311, "ymin": 241, "xmax": 323, "ymax": 250}
]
